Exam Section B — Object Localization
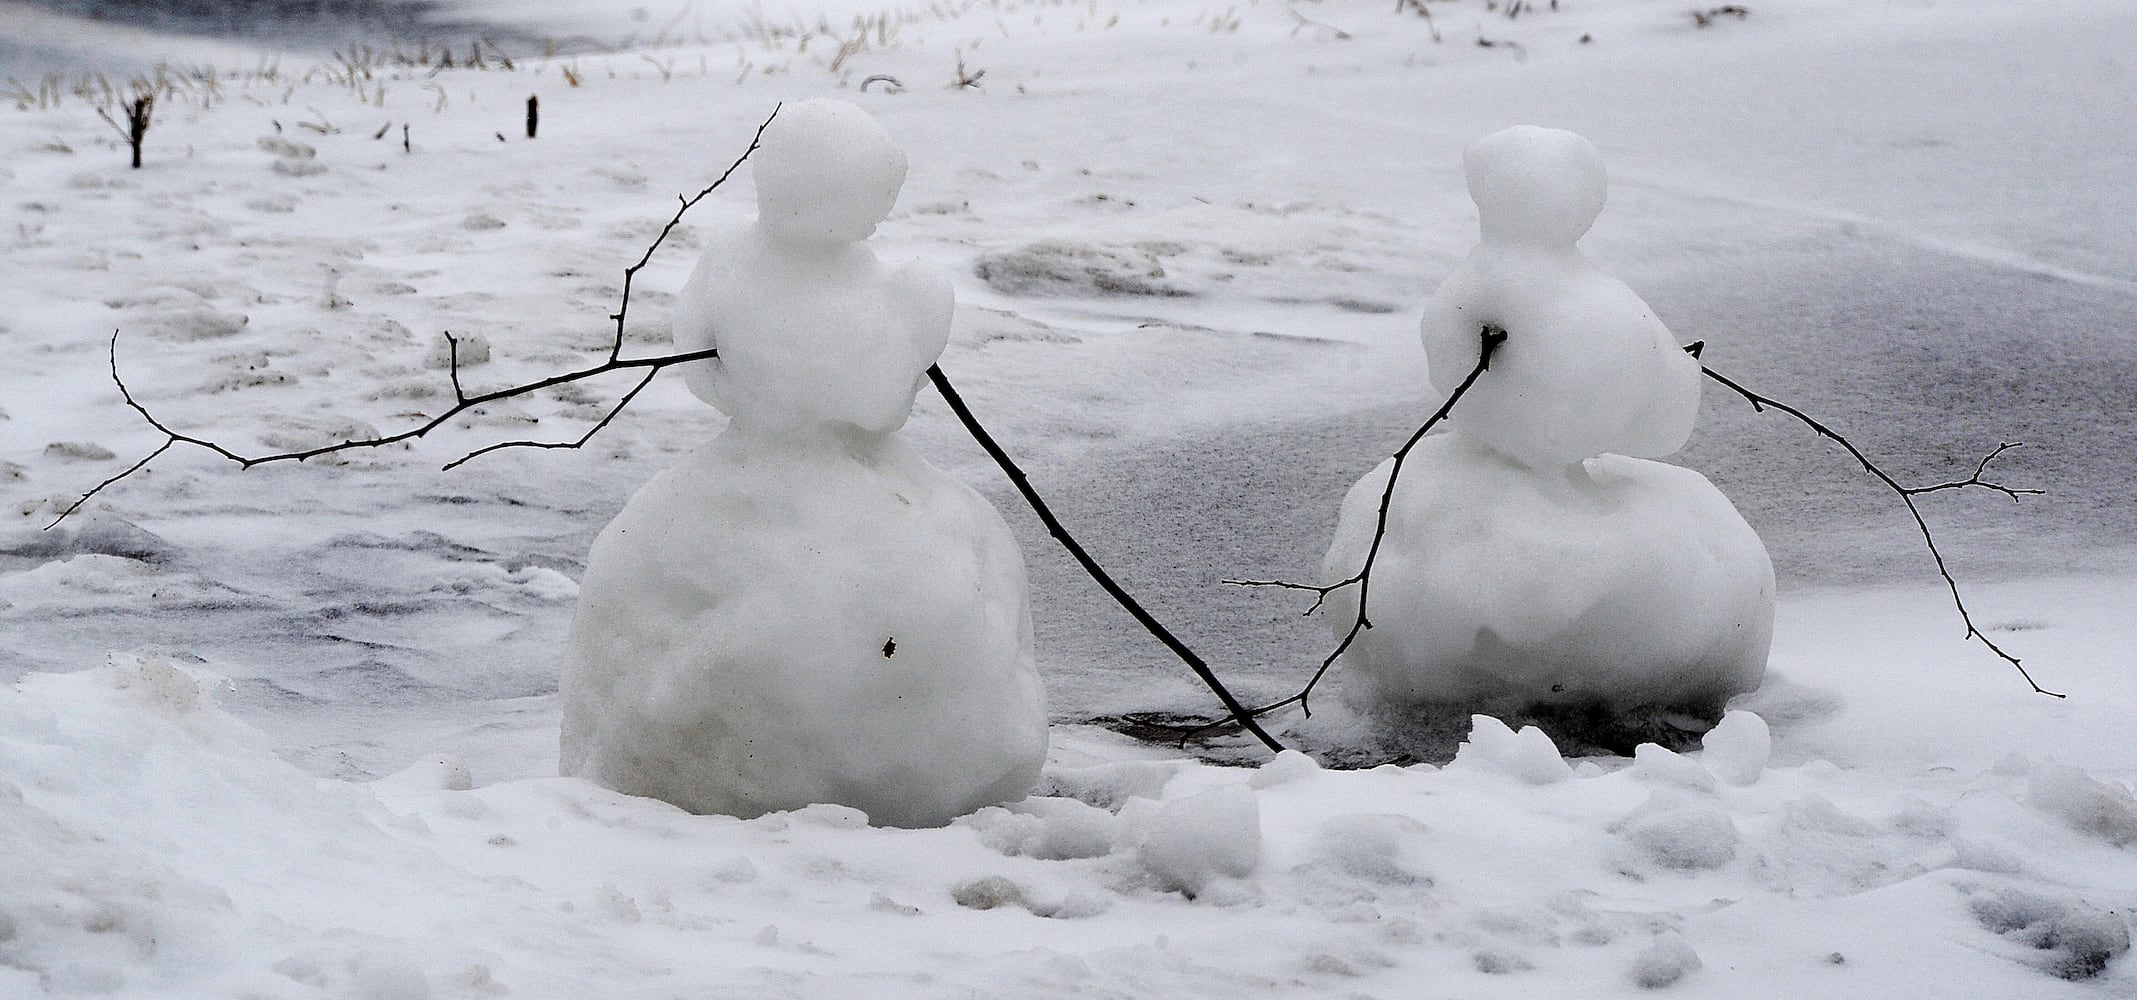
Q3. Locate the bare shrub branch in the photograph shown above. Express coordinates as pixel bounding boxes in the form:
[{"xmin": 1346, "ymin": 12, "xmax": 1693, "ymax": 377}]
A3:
[
  {"xmin": 1690, "ymin": 344, "xmax": 2059, "ymax": 698},
  {"xmin": 1224, "ymin": 324, "xmax": 1507, "ymax": 723},
  {"xmin": 52, "ymin": 105, "xmax": 781, "ymax": 527}
]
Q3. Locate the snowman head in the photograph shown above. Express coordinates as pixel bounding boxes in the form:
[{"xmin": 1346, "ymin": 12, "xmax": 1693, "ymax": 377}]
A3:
[
  {"xmin": 1464, "ymin": 126, "xmax": 1607, "ymax": 248},
  {"xmin": 753, "ymin": 99, "xmax": 908, "ymax": 246}
]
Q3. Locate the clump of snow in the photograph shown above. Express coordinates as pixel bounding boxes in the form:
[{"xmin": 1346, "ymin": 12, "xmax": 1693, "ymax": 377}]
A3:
[
  {"xmin": 1614, "ymin": 792, "xmax": 1740, "ymax": 871},
  {"xmin": 1036, "ymin": 759, "xmax": 1186, "ymax": 810},
  {"xmin": 1449, "ymin": 715, "xmax": 1571, "ymax": 785},
  {"xmin": 963, "ymin": 797, "xmax": 1119, "ymax": 860},
  {"xmin": 559, "ymin": 99, "xmax": 1046, "ymax": 828},
  {"xmin": 2025, "ymin": 762, "xmax": 2137, "ymax": 847},
  {"xmin": 2, "ymin": 514, "xmax": 179, "ymax": 566},
  {"xmin": 1248, "ymin": 748, "xmax": 1323, "ymax": 789},
  {"xmin": 950, "ymin": 874, "xmax": 1028, "ymax": 910},
  {"xmin": 42, "ymin": 440, "xmax": 117, "ymax": 462},
  {"xmin": 1699, "ymin": 710, "xmax": 1772, "ymax": 786},
  {"xmin": 1322, "ymin": 127, "xmax": 1773, "ymax": 731},
  {"xmin": 1125, "ymin": 784, "xmax": 1261, "ymax": 897},
  {"xmin": 376, "ymin": 753, "xmax": 474, "ymax": 792},
  {"xmin": 1631, "ymin": 743, "xmax": 1718, "ymax": 792},
  {"xmin": 1629, "ymin": 932, "xmax": 1703, "ymax": 989}
]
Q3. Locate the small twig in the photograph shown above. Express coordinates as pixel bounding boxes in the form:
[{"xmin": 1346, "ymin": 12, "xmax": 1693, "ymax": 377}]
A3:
[
  {"xmin": 1692, "ymin": 346, "xmax": 2059, "ymax": 698},
  {"xmin": 1407, "ymin": 0, "xmax": 1442, "ymax": 43},
  {"xmin": 948, "ymin": 50, "xmax": 985, "ymax": 90},
  {"xmin": 926, "ymin": 364, "xmax": 1288, "ymax": 754},
  {"xmin": 443, "ymin": 331, "xmax": 468, "ymax": 403},
  {"xmin": 1221, "ymin": 577, "xmax": 1342, "ymax": 615},
  {"xmin": 443, "ymin": 368, "xmax": 660, "ymax": 471},
  {"xmin": 1690, "ymin": 5, "xmax": 1750, "ymax": 28},
  {"xmin": 1288, "ymin": 8, "xmax": 1353, "ymax": 39}
]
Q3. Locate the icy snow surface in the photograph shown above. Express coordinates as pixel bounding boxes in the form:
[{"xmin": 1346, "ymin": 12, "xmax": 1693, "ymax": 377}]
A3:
[{"xmin": 3, "ymin": 0, "xmax": 2136, "ymax": 995}]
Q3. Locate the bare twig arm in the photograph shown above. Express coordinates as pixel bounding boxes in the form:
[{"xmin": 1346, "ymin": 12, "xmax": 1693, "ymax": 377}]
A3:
[
  {"xmin": 1689, "ymin": 345, "xmax": 2060, "ymax": 698},
  {"xmin": 52, "ymin": 106, "xmax": 782, "ymax": 527},
  {"xmin": 1239, "ymin": 324, "xmax": 1507, "ymax": 721},
  {"xmin": 925, "ymin": 363, "xmax": 1289, "ymax": 754}
]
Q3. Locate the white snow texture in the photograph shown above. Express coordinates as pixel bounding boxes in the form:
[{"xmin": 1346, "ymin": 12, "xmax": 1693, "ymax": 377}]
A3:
[{"xmin": 559, "ymin": 100, "xmax": 1047, "ymax": 827}]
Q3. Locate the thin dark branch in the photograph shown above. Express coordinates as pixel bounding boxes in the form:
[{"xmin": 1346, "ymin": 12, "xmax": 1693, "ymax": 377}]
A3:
[
  {"xmin": 47, "ymin": 433, "xmax": 172, "ymax": 529},
  {"xmin": 444, "ymin": 331, "xmax": 468, "ymax": 403},
  {"xmin": 1694, "ymin": 354, "xmax": 2060, "ymax": 698},
  {"xmin": 1250, "ymin": 325, "xmax": 1507, "ymax": 721},
  {"xmin": 1903, "ymin": 441, "xmax": 2039, "ymax": 500},
  {"xmin": 925, "ymin": 363, "xmax": 1288, "ymax": 754},
  {"xmin": 609, "ymin": 104, "xmax": 778, "ymax": 363},
  {"xmin": 442, "ymin": 367, "xmax": 660, "ymax": 471},
  {"xmin": 53, "ymin": 106, "xmax": 780, "ymax": 525},
  {"xmin": 1156, "ymin": 325, "xmax": 1507, "ymax": 745},
  {"xmin": 1221, "ymin": 577, "xmax": 1344, "ymax": 615}
]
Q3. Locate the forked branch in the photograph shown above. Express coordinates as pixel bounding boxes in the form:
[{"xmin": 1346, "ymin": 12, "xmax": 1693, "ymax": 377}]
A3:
[
  {"xmin": 1225, "ymin": 324, "xmax": 1508, "ymax": 721},
  {"xmin": 50, "ymin": 105, "xmax": 781, "ymax": 528},
  {"xmin": 1687, "ymin": 342, "xmax": 2058, "ymax": 698}
]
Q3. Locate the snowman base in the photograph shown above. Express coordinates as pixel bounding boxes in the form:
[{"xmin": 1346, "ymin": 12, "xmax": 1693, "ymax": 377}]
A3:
[
  {"xmin": 1322, "ymin": 434, "xmax": 1775, "ymax": 732},
  {"xmin": 559, "ymin": 428, "xmax": 1048, "ymax": 829}
]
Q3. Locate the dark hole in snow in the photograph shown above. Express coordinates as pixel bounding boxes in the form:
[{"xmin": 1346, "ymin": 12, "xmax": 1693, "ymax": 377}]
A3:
[
  {"xmin": 882, "ymin": 637, "xmax": 896, "ymax": 658},
  {"xmin": 1, "ymin": 517, "xmax": 180, "ymax": 567},
  {"xmin": 1969, "ymin": 888, "xmax": 2131, "ymax": 980}
]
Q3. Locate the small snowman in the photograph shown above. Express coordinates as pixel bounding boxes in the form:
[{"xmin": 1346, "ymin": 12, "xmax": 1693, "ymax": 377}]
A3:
[
  {"xmin": 558, "ymin": 100, "xmax": 1048, "ymax": 828},
  {"xmin": 1321, "ymin": 126, "xmax": 1775, "ymax": 733}
]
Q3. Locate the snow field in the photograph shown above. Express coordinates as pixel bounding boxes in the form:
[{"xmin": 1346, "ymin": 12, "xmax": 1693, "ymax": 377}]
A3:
[
  {"xmin": 3, "ymin": 654, "xmax": 2133, "ymax": 997},
  {"xmin": 3, "ymin": 0, "xmax": 2136, "ymax": 995}
]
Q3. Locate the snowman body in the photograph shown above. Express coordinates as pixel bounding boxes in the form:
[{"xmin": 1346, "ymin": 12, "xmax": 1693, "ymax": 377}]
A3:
[
  {"xmin": 1326, "ymin": 127, "xmax": 1774, "ymax": 721},
  {"xmin": 559, "ymin": 101, "xmax": 1047, "ymax": 828}
]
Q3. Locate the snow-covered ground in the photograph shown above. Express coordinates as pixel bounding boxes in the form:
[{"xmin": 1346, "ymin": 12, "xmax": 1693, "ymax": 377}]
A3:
[{"xmin": 3, "ymin": 0, "xmax": 2134, "ymax": 996}]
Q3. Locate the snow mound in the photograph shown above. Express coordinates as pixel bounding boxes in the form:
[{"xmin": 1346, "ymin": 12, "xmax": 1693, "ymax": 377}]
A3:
[
  {"xmin": 1629, "ymin": 932, "xmax": 1703, "ymax": 989},
  {"xmin": 1614, "ymin": 792, "xmax": 1740, "ymax": 871},
  {"xmin": 964, "ymin": 796, "xmax": 1119, "ymax": 860},
  {"xmin": 2026, "ymin": 762, "xmax": 2137, "ymax": 847},
  {"xmin": 1126, "ymin": 784, "xmax": 1261, "ymax": 897}
]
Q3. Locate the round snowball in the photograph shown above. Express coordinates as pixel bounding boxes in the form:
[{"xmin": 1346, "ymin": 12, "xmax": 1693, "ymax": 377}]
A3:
[
  {"xmin": 1465, "ymin": 125, "xmax": 1607, "ymax": 247},
  {"xmin": 559, "ymin": 433, "xmax": 1048, "ymax": 828},
  {"xmin": 754, "ymin": 99, "xmax": 907, "ymax": 245},
  {"xmin": 1322, "ymin": 435, "xmax": 1775, "ymax": 718}
]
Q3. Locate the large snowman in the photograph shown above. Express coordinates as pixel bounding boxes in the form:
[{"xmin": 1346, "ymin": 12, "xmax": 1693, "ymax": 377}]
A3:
[
  {"xmin": 1322, "ymin": 126, "xmax": 1775, "ymax": 728},
  {"xmin": 559, "ymin": 100, "xmax": 1048, "ymax": 828}
]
